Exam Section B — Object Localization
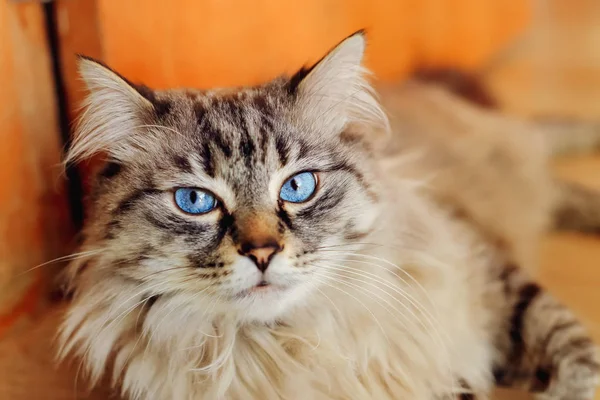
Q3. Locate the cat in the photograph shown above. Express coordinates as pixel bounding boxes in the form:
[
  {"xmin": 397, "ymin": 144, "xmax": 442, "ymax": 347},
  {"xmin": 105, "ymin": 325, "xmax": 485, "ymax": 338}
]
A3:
[{"xmin": 59, "ymin": 32, "xmax": 600, "ymax": 399}]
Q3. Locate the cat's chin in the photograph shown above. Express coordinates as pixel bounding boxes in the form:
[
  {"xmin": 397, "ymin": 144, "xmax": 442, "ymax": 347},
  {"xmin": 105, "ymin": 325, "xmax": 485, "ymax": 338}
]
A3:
[{"xmin": 230, "ymin": 282, "xmax": 312, "ymax": 324}]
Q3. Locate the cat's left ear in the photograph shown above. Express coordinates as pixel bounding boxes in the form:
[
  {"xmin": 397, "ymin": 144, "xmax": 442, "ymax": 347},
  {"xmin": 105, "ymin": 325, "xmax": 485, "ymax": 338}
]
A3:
[{"xmin": 288, "ymin": 31, "xmax": 388, "ymax": 135}]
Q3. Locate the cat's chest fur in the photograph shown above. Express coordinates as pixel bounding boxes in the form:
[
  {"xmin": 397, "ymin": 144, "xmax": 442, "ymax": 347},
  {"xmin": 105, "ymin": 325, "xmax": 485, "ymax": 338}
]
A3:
[{"xmin": 112, "ymin": 193, "xmax": 498, "ymax": 400}]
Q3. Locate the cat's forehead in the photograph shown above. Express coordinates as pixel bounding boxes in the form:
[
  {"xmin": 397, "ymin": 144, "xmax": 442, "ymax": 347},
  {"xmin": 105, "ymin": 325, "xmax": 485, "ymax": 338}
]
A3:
[
  {"xmin": 153, "ymin": 79, "xmax": 289, "ymax": 126},
  {"xmin": 146, "ymin": 83, "xmax": 292, "ymax": 153},
  {"xmin": 145, "ymin": 81, "xmax": 329, "ymax": 161},
  {"xmin": 133, "ymin": 81, "xmax": 333, "ymax": 192}
]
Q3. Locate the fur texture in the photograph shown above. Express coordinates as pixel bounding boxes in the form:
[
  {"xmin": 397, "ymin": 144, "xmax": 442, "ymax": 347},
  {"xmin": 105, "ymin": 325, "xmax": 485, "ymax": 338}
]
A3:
[{"xmin": 60, "ymin": 33, "xmax": 599, "ymax": 399}]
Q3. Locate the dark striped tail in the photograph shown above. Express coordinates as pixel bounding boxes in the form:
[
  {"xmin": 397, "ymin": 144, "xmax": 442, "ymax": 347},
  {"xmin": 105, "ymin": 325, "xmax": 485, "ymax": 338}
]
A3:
[
  {"xmin": 553, "ymin": 180, "xmax": 600, "ymax": 235},
  {"xmin": 494, "ymin": 264, "xmax": 599, "ymax": 399}
]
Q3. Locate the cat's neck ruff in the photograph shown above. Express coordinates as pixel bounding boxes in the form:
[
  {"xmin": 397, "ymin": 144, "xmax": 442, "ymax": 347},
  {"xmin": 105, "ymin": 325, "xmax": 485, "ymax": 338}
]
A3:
[
  {"xmin": 106, "ymin": 197, "xmax": 472, "ymax": 399},
  {"xmin": 115, "ymin": 260, "xmax": 453, "ymax": 399}
]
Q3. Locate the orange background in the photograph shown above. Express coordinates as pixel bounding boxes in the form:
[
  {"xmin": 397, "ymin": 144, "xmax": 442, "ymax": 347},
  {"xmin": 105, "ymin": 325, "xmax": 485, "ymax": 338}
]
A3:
[
  {"xmin": 0, "ymin": 2, "xmax": 71, "ymax": 333},
  {"xmin": 97, "ymin": 0, "xmax": 530, "ymax": 88}
]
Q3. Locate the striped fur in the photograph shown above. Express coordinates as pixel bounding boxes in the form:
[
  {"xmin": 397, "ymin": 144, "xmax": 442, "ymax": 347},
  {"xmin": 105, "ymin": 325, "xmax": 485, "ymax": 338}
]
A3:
[
  {"xmin": 492, "ymin": 263, "xmax": 599, "ymax": 399},
  {"xmin": 59, "ymin": 32, "xmax": 599, "ymax": 399}
]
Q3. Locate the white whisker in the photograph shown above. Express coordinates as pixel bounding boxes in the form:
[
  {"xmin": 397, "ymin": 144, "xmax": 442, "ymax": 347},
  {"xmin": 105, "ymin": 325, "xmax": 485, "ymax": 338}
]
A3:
[
  {"xmin": 311, "ymin": 263, "xmax": 450, "ymax": 366},
  {"xmin": 312, "ymin": 268, "xmax": 416, "ymax": 333},
  {"xmin": 312, "ymin": 270, "xmax": 418, "ymax": 386},
  {"xmin": 315, "ymin": 261, "xmax": 439, "ymax": 334},
  {"xmin": 17, "ymin": 248, "xmax": 105, "ymax": 277},
  {"xmin": 309, "ymin": 274, "xmax": 390, "ymax": 345},
  {"xmin": 316, "ymin": 250, "xmax": 439, "ymax": 314},
  {"xmin": 317, "ymin": 254, "xmax": 442, "ymax": 332}
]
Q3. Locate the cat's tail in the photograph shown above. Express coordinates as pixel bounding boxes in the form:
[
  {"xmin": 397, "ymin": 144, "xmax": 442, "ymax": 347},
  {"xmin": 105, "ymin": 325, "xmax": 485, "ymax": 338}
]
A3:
[
  {"xmin": 536, "ymin": 117, "xmax": 600, "ymax": 157},
  {"xmin": 412, "ymin": 68, "xmax": 600, "ymax": 235},
  {"xmin": 552, "ymin": 179, "xmax": 600, "ymax": 234},
  {"xmin": 532, "ymin": 117, "xmax": 600, "ymax": 234}
]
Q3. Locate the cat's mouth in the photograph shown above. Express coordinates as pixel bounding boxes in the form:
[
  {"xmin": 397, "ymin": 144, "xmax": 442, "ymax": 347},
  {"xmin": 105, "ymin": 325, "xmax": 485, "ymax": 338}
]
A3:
[
  {"xmin": 235, "ymin": 281, "xmax": 287, "ymax": 299},
  {"xmin": 248, "ymin": 281, "xmax": 279, "ymax": 293}
]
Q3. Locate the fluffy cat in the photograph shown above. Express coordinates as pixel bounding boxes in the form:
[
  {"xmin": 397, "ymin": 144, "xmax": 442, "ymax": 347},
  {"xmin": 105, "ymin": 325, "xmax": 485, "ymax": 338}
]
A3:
[{"xmin": 59, "ymin": 32, "xmax": 599, "ymax": 399}]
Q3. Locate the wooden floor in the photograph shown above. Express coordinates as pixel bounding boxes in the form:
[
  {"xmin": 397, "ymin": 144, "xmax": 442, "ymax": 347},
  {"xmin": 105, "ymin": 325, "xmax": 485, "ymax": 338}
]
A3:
[{"xmin": 1, "ymin": 1, "xmax": 600, "ymax": 399}]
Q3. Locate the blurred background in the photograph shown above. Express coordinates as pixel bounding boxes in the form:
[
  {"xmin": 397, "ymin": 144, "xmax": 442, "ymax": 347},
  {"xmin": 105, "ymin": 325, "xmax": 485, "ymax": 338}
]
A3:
[{"xmin": 0, "ymin": 0, "xmax": 599, "ymax": 398}]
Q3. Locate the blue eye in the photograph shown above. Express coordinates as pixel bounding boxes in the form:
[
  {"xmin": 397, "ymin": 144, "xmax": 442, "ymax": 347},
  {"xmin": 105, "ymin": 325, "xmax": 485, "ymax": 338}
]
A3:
[
  {"xmin": 174, "ymin": 188, "xmax": 217, "ymax": 214},
  {"xmin": 279, "ymin": 172, "xmax": 317, "ymax": 203}
]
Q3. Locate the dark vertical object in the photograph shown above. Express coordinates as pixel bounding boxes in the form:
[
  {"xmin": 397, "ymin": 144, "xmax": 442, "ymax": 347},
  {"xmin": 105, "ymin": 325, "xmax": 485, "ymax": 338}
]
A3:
[{"xmin": 43, "ymin": 2, "xmax": 85, "ymax": 229}]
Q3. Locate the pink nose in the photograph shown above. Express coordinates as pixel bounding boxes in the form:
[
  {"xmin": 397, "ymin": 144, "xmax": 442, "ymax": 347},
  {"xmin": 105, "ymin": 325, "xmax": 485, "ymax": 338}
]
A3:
[{"xmin": 239, "ymin": 240, "xmax": 282, "ymax": 272}]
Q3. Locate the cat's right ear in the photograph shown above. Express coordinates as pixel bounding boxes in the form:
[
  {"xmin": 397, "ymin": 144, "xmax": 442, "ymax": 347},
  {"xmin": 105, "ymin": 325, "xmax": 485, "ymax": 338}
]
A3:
[
  {"xmin": 286, "ymin": 31, "xmax": 389, "ymax": 136},
  {"xmin": 66, "ymin": 56, "xmax": 155, "ymax": 164}
]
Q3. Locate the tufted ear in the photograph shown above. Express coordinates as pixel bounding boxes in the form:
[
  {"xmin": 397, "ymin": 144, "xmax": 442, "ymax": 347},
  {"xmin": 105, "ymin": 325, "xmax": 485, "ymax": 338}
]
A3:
[
  {"xmin": 288, "ymin": 31, "xmax": 388, "ymax": 135},
  {"xmin": 66, "ymin": 57, "xmax": 156, "ymax": 164}
]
